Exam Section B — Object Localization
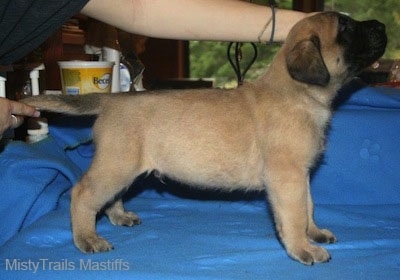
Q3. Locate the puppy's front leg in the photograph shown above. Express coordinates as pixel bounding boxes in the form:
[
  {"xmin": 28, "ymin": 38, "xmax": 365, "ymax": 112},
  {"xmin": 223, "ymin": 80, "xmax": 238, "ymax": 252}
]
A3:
[
  {"xmin": 305, "ymin": 181, "xmax": 336, "ymax": 244},
  {"xmin": 265, "ymin": 167, "xmax": 331, "ymax": 265}
]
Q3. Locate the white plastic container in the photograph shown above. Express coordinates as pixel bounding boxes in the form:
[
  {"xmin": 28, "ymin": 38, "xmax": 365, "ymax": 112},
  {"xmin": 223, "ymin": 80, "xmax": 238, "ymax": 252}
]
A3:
[
  {"xmin": 102, "ymin": 47, "xmax": 120, "ymax": 93},
  {"xmin": 27, "ymin": 118, "xmax": 49, "ymax": 143}
]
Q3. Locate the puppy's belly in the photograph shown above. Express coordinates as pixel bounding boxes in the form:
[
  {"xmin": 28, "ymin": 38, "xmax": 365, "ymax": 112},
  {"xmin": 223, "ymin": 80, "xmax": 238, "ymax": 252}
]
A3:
[{"xmin": 146, "ymin": 137, "xmax": 265, "ymax": 191}]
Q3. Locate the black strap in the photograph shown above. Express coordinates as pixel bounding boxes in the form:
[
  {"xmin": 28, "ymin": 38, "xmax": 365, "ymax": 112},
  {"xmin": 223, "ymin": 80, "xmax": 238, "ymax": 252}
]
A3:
[{"xmin": 268, "ymin": 0, "xmax": 277, "ymax": 43}]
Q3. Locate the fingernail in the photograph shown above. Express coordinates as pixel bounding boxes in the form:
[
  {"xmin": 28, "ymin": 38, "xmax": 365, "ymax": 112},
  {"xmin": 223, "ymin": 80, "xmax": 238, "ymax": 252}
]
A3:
[{"xmin": 34, "ymin": 111, "xmax": 41, "ymax": 117}]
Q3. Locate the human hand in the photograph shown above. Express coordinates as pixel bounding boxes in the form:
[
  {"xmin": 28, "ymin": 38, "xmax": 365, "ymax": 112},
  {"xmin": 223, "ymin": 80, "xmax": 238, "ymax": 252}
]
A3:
[{"xmin": 0, "ymin": 97, "xmax": 40, "ymax": 137}]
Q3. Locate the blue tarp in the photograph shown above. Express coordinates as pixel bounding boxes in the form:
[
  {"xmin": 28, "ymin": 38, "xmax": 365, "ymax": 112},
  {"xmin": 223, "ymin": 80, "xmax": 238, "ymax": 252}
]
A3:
[{"xmin": 1, "ymin": 82, "xmax": 399, "ymax": 279}]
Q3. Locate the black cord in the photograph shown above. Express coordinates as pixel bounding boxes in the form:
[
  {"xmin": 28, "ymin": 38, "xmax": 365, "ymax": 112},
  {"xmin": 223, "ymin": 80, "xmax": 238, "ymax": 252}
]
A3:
[
  {"xmin": 227, "ymin": 0, "xmax": 278, "ymax": 86},
  {"xmin": 227, "ymin": 42, "xmax": 258, "ymax": 86},
  {"xmin": 268, "ymin": 0, "xmax": 277, "ymax": 43}
]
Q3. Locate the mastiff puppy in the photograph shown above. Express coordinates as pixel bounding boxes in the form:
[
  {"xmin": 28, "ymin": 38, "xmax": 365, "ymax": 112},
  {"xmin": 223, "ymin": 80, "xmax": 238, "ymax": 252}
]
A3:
[{"xmin": 23, "ymin": 12, "xmax": 387, "ymax": 264}]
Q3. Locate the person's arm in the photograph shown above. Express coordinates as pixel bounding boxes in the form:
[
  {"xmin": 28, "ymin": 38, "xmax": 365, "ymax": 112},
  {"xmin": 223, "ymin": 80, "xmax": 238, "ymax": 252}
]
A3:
[
  {"xmin": 0, "ymin": 98, "xmax": 40, "ymax": 136},
  {"xmin": 81, "ymin": 0, "xmax": 306, "ymax": 43}
]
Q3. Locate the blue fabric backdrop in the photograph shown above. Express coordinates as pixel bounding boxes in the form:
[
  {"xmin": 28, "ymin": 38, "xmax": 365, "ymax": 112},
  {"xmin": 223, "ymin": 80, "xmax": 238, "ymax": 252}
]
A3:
[{"xmin": 1, "ymin": 82, "xmax": 399, "ymax": 279}]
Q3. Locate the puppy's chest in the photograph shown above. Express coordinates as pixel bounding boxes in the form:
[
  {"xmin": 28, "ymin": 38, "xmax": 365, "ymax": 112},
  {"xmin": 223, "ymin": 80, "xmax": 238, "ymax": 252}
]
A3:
[
  {"xmin": 311, "ymin": 107, "xmax": 332, "ymax": 151},
  {"xmin": 312, "ymin": 105, "xmax": 331, "ymax": 129}
]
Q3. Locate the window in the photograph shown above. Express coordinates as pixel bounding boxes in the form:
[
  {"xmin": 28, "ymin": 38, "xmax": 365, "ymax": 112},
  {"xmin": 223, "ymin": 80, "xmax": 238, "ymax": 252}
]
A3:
[{"xmin": 189, "ymin": 0, "xmax": 399, "ymax": 88}]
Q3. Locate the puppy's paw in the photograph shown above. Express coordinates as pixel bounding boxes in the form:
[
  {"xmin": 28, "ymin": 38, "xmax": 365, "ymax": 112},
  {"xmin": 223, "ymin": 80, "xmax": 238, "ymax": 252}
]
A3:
[
  {"xmin": 107, "ymin": 211, "xmax": 141, "ymax": 227},
  {"xmin": 287, "ymin": 244, "xmax": 331, "ymax": 265},
  {"xmin": 308, "ymin": 228, "xmax": 337, "ymax": 244},
  {"xmin": 74, "ymin": 234, "xmax": 114, "ymax": 253}
]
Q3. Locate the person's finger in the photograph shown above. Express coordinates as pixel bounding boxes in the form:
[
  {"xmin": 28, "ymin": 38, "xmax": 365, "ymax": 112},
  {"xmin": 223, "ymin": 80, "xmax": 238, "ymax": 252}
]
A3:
[{"xmin": 9, "ymin": 100, "xmax": 40, "ymax": 117}]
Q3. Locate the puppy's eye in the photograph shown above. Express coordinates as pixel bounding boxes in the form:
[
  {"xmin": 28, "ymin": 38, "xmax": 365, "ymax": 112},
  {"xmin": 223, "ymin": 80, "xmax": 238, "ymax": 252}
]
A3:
[
  {"xmin": 339, "ymin": 23, "xmax": 347, "ymax": 33},
  {"xmin": 338, "ymin": 14, "xmax": 355, "ymax": 35},
  {"xmin": 338, "ymin": 16, "xmax": 348, "ymax": 33}
]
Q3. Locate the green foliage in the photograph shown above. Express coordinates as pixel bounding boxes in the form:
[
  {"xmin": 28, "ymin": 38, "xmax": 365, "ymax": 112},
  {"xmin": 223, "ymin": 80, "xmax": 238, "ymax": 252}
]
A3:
[
  {"xmin": 190, "ymin": 41, "xmax": 280, "ymax": 88},
  {"xmin": 251, "ymin": 0, "xmax": 293, "ymax": 9},
  {"xmin": 189, "ymin": 0, "xmax": 292, "ymax": 88},
  {"xmin": 190, "ymin": 1, "xmax": 399, "ymax": 88}
]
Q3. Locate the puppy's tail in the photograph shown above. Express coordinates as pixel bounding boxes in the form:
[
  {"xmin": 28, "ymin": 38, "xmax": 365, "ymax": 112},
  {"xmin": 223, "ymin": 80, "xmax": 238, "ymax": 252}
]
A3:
[{"xmin": 22, "ymin": 93, "xmax": 105, "ymax": 115}]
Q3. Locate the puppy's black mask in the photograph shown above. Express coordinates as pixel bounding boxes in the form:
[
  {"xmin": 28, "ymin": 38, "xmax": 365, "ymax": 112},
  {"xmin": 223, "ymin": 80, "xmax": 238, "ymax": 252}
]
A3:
[{"xmin": 337, "ymin": 13, "xmax": 387, "ymax": 74}]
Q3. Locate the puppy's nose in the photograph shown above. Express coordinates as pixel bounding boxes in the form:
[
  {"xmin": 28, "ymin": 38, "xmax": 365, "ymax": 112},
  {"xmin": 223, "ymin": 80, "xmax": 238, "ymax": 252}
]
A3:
[
  {"xmin": 374, "ymin": 20, "xmax": 385, "ymax": 32},
  {"xmin": 366, "ymin": 19, "xmax": 386, "ymax": 32}
]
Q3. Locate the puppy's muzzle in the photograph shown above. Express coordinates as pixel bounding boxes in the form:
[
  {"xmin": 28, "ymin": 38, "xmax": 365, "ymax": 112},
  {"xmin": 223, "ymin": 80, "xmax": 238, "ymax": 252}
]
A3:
[
  {"xmin": 339, "ymin": 16, "xmax": 387, "ymax": 73},
  {"xmin": 363, "ymin": 19, "xmax": 387, "ymax": 55}
]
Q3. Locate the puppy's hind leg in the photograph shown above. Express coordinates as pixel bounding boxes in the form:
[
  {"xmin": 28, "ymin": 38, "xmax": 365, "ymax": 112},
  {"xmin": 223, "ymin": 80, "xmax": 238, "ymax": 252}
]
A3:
[
  {"xmin": 105, "ymin": 199, "xmax": 141, "ymax": 227},
  {"xmin": 71, "ymin": 144, "xmax": 144, "ymax": 253}
]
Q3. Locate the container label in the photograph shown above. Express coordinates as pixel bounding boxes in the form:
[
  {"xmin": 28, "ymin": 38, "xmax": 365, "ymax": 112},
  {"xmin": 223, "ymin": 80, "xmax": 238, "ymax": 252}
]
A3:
[
  {"xmin": 66, "ymin": 86, "xmax": 80, "ymax": 95},
  {"xmin": 93, "ymin": 73, "xmax": 112, "ymax": 90}
]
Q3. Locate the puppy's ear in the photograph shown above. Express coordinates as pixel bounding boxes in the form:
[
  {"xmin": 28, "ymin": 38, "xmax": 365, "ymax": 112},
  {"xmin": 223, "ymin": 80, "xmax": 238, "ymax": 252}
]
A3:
[{"xmin": 286, "ymin": 36, "xmax": 330, "ymax": 86}]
